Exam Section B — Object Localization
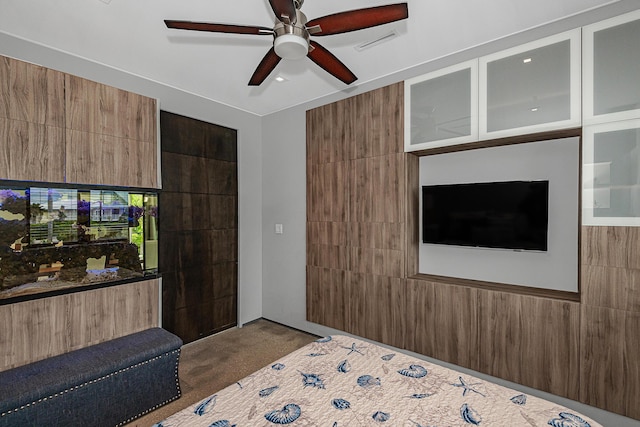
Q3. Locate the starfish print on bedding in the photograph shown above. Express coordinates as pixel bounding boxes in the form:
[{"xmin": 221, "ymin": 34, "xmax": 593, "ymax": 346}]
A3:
[
  {"xmin": 452, "ymin": 376, "xmax": 486, "ymax": 397},
  {"xmin": 341, "ymin": 343, "xmax": 365, "ymax": 355}
]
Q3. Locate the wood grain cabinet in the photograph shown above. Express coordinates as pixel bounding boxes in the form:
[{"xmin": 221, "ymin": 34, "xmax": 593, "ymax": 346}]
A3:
[
  {"xmin": 478, "ymin": 291, "xmax": 581, "ymax": 400},
  {"xmin": 0, "ymin": 56, "xmax": 66, "ymax": 182},
  {"xmin": 306, "ymin": 82, "xmax": 406, "ymax": 348},
  {"xmin": 0, "ymin": 55, "xmax": 160, "ymax": 371},
  {"xmin": 65, "ymin": 75, "xmax": 158, "ymax": 188}
]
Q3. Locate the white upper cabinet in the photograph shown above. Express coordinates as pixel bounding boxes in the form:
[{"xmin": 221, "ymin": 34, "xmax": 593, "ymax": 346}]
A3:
[
  {"xmin": 404, "ymin": 60, "xmax": 478, "ymax": 152},
  {"xmin": 583, "ymin": 119, "xmax": 640, "ymax": 226},
  {"xmin": 479, "ymin": 29, "xmax": 582, "ymax": 140},
  {"xmin": 583, "ymin": 10, "xmax": 640, "ymax": 125}
]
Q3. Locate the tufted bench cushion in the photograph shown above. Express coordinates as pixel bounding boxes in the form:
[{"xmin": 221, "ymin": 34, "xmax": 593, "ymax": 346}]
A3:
[{"xmin": 0, "ymin": 327, "xmax": 182, "ymax": 427}]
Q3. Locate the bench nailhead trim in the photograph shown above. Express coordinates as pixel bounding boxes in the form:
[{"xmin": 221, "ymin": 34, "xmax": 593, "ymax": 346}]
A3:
[{"xmin": 2, "ymin": 348, "xmax": 182, "ymax": 427}]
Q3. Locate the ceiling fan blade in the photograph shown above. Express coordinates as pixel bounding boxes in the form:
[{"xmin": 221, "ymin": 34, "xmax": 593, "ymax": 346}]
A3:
[
  {"xmin": 306, "ymin": 3, "xmax": 408, "ymax": 36},
  {"xmin": 249, "ymin": 47, "xmax": 282, "ymax": 86},
  {"xmin": 269, "ymin": 0, "xmax": 297, "ymax": 23},
  {"xmin": 165, "ymin": 20, "xmax": 273, "ymax": 36},
  {"xmin": 307, "ymin": 41, "xmax": 357, "ymax": 85}
]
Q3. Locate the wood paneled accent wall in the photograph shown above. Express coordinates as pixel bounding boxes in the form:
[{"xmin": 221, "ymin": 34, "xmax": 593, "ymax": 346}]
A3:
[
  {"xmin": 580, "ymin": 226, "xmax": 640, "ymax": 419},
  {"xmin": 306, "ymin": 83, "xmax": 640, "ymax": 421},
  {"xmin": 307, "ymin": 83, "xmax": 407, "ymax": 350},
  {"xmin": 0, "ymin": 55, "xmax": 157, "ymax": 187},
  {"xmin": 159, "ymin": 111, "xmax": 238, "ymax": 344},
  {"xmin": 0, "ymin": 280, "xmax": 159, "ymax": 370},
  {"xmin": 0, "ymin": 55, "xmax": 160, "ymax": 371}
]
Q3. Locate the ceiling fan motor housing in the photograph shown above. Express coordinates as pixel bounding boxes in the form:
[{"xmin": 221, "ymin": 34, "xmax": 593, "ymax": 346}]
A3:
[{"xmin": 273, "ymin": 10, "xmax": 310, "ymax": 60}]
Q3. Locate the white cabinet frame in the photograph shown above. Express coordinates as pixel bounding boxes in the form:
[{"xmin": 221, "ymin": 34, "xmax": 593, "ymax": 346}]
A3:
[
  {"xmin": 583, "ymin": 9, "xmax": 640, "ymax": 126},
  {"xmin": 583, "ymin": 119, "xmax": 640, "ymax": 226},
  {"xmin": 479, "ymin": 29, "xmax": 582, "ymax": 140},
  {"xmin": 404, "ymin": 60, "xmax": 478, "ymax": 152}
]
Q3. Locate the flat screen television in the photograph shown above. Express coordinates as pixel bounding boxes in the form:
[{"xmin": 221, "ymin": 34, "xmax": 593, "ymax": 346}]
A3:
[{"xmin": 422, "ymin": 180, "xmax": 549, "ymax": 251}]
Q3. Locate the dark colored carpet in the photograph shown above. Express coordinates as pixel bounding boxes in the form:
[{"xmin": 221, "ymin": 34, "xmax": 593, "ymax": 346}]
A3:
[{"xmin": 129, "ymin": 319, "xmax": 318, "ymax": 426}]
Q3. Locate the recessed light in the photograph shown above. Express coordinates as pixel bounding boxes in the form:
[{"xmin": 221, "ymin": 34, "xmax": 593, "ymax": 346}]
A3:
[
  {"xmin": 531, "ymin": 107, "xmax": 539, "ymax": 112},
  {"xmin": 274, "ymin": 76, "xmax": 288, "ymax": 83},
  {"xmin": 523, "ymin": 58, "xmax": 532, "ymax": 63}
]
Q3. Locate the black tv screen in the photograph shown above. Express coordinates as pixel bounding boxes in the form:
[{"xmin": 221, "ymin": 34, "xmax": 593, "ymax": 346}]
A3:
[{"xmin": 422, "ymin": 180, "xmax": 549, "ymax": 251}]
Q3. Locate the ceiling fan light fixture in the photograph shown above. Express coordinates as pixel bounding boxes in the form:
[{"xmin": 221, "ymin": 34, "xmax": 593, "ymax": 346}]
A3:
[{"xmin": 274, "ymin": 34, "xmax": 309, "ymax": 60}]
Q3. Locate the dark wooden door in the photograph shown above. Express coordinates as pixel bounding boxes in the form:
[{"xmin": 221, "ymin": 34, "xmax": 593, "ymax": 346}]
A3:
[{"xmin": 159, "ymin": 111, "xmax": 238, "ymax": 343}]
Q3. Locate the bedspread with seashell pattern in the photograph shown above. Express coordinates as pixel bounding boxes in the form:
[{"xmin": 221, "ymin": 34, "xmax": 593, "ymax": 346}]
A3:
[{"xmin": 154, "ymin": 335, "xmax": 601, "ymax": 427}]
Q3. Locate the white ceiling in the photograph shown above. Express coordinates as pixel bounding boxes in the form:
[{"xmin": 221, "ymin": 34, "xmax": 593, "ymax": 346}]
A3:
[{"xmin": 0, "ymin": 0, "xmax": 629, "ymax": 116}]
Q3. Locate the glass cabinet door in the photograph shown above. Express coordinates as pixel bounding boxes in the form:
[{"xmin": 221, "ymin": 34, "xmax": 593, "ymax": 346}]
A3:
[
  {"xmin": 583, "ymin": 120, "xmax": 640, "ymax": 226},
  {"xmin": 404, "ymin": 60, "xmax": 478, "ymax": 151},
  {"xmin": 583, "ymin": 10, "xmax": 640, "ymax": 125},
  {"xmin": 479, "ymin": 29, "xmax": 581, "ymax": 139}
]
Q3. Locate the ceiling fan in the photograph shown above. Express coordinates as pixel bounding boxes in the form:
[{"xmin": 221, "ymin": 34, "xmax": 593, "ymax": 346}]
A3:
[{"xmin": 165, "ymin": 0, "xmax": 408, "ymax": 86}]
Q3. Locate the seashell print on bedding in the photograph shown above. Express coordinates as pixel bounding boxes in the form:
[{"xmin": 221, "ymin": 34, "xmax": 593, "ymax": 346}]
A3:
[
  {"xmin": 332, "ymin": 398, "xmax": 351, "ymax": 410},
  {"xmin": 259, "ymin": 386, "xmax": 279, "ymax": 397},
  {"xmin": 397, "ymin": 364, "xmax": 428, "ymax": 378},
  {"xmin": 548, "ymin": 412, "xmax": 591, "ymax": 427},
  {"xmin": 301, "ymin": 372, "xmax": 325, "ymax": 389},
  {"xmin": 316, "ymin": 336, "xmax": 333, "ymax": 343},
  {"xmin": 264, "ymin": 403, "xmax": 302, "ymax": 424},
  {"xmin": 407, "ymin": 393, "xmax": 431, "ymax": 399},
  {"xmin": 460, "ymin": 403, "xmax": 482, "ymax": 425},
  {"xmin": 209, "ymin": 421, "xmax": 236, "ymax": 427},
  {"xmin": 194, "ymin": 395, "xmax": 216, "ymax": 416},
  {"xmin": 155, "ymin": 334, "xmax": 602, "ymax": 427},
  {"xmin": 372, "ymin": 411, "xmax": 391, "ymax": 422},
  {"xmin": 510, "ymin": 394, "xmax": 527, "ymax": 405},
  {"xmin": 357, "ymin": 375, "xmax": 381, "ymax": 388},
  {"xmin": 337, "ymin": 359, "xmax": 351, "ymax": 373}
]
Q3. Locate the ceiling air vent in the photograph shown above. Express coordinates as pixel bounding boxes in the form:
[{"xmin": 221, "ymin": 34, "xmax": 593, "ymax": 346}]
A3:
[{"xmin": 355, "ymin": 30, "xmax": 398, "ymax": 52}]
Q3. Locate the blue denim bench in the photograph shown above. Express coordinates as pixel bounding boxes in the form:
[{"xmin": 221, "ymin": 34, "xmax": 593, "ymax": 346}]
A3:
[{"xmin": 0, "ymin": 327, "xmax": 182, "ymax": 427}]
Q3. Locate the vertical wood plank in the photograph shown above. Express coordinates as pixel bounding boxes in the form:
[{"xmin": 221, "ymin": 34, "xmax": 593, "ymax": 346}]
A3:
[
  {"xmin": 0, "ymin": 56, "xmax": 9, "ymax": 119},
  {"xmin": 352, "ymin": 82, "xmax": 403, "ymax": 159},
  {"xmin": 306, "ymin": 266, "xmax": 348, "ymax": 331},
  {"xmin": 0, "ymin": 279, "xmax": 159, "ymax": 371},
  {"xmin": 348, "ymin": 273, "xmax": 405, "ymax": 349},
  {"xmin": 582, "ymin": 264, "xmax": 640, "ymax": 312},
  {"xmin": 405, "ymin": 153, "xmax": 420, "ymax": 276},
  {"xmin": 0, "ymin": 118, "xmax": 65, "ymax": 182},
  {"xmin": 8, "ymin": 57, "xmax": 65, "ymax": 126},
  {"xmin": 580, "ymin": 305, "xmax": 640, "ymax": 419},
  {"xmin": 65, "ymin": 129, "xmax": 157, "ymax": 188},
  {"xmin": 583, "ymin": 226, "xmax": 640, "ymax": 270},
  {"xmin": 405, "ymin": 279, "xmax": 479, "ymax": 370},
  {"xmin": 478, "ymin": 290, "xmax": 581, "ymax": 400},
  {"xmin": 65, "ymin": 74, "xmax": 156, "ymax": 142}
]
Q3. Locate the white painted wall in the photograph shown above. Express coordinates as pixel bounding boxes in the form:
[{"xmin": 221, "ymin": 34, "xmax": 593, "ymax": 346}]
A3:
[
  {"xmin": 0, "ymin": 32, "xmax": 264, "ymax": 326},
  {"xmin": 260, "ymin": 109, "xmax": 308, "ymax": 329}
]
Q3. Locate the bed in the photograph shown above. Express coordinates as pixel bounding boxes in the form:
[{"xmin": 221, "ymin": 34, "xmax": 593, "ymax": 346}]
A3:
[{"xmin": 154, "ymin": 334, "xmax": 600, "ymax": 427}]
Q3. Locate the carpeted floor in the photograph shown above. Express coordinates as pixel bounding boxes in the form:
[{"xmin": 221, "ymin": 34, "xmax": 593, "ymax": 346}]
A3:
[{"xmin": 128, "ymin": 319, "xmax": 318, "ymax": 426}]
